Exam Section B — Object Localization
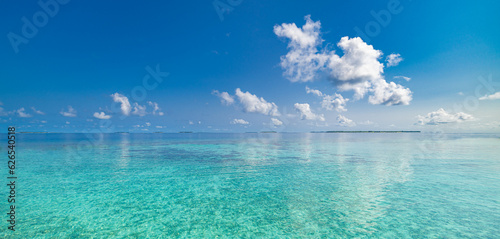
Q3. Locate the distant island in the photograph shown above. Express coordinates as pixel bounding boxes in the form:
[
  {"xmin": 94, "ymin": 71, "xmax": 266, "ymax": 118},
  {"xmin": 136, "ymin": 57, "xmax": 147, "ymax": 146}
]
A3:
[
  {"xmin": 312, "ymin": 131, "xmax": 421, "ymax": 133},
  {"xmin": 19, "ymin": 132, "xmax": 50, "ymax": 134}
]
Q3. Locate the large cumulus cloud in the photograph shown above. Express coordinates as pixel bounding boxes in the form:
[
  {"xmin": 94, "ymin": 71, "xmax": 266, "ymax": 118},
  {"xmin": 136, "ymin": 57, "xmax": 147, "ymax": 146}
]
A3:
[{"xmin": 275, "ymin": 15, "xmax": 412, "ymax": 106}]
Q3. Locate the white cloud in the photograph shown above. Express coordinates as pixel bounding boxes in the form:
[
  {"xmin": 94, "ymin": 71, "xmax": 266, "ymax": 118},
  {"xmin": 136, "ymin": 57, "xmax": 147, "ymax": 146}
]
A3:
[
  {"xmin": 337, "ymin": 115, "xmax": 356, "ymax": 127},
  {"xmin": 321, "ymin": 94, "xmax": 349, "ymax": 111},
  {"xmin": 66, "ymin": 121, "xmax": 70, "ymax": 124},
  {"xmin": 294, "ymin": 103, "xmax": 325, "ymax": 121},
  {"xmin": 60, "ymin": 106, "xmax": 77, "ymax": 117},
  {"xmin": 326, "ymin": 37, "xmax": 412, "ymax": 105},
  {"xmin": 274, "ymin": 15, "xmax": 321, "ymax": 49},
  {"xmin": 358, "ymin": 120, "xmax": 374, "ymax": 125},
  {"xmin": 306, "ymin": 86, "xmax": 348, "ymax": 112},
  {"xmin": 416, "ymin": 108, "xmax": 474, "ymax": 125},
  {"xmin": 386, "ymin": 53, "xmax": 403, "ymax": 67},
  {"xmin": 235, "ymin": 88, "xmax": 280, "ymax": 116},
  {"xmin": 189, "ymin": 120, "xmax": 194, "ymax": 125},
  {"xmin": 145, "ymin": 122, "xmax": 151, "ymax": 127},
  {"xmin": 41, "ymin": 120, "xmax": 47, "ymax": 123},
  {"xmin": 369, "ymin": 79, "xmax": 413, "ymax": 106},
  {"xmin": 131, "ymin": 103, "xmax": 147, "ymax": 117},
  {"xmin": 393, "ymin": 75, "xmax": 411, "ymax": 81},
  {"xmin": 93, "ymin": 112, "xmax": 111, "ymax": 119},
  {"xmin": 275, "ymin": 16, "xmax": 412, "ymax": 106},
  {"xmin": 111, "ymin": 93, "xmax": 131, "ymax": 116},
  {"xmin": 0, "ymin": 107, "xmax": 12, "ymax": 116},
  {"xmin": 271, "ymin": 118, "xmax": 283, "ymax": 126},
  {"xmin": 231, "ymin": 118, "xmax": 249, "ymax": 125},
  {"xmin": 327, "ymin": 36, "xmax": 412, "ymax": 105},
  {"xmin": 479, "ymin": 91, "xmax": 500, "ymax": 100},
  {"xmin": 17, "ymin": 108, "xmax": 32, "ymax": 118},
  {"xmin": 156, "ymin": 126, "xmax": 164, "ymax": 129},
  {"xmin": 147, "ymin": 101, "xmax": 164, "ymax": 115},
  {"xmin": 305, "ymin": 86, "xmax": 323, "ymax": 96},
  {"xmin": 212, "ymin": 90, "xmax": 235, "ymax": 105},
  {"xmin": 327, "ymin": 37, "xmax": 384, "ymax": 98},
  {"xmin": 273, "ymin": 15, "xmax": 327, "ymax": 83},
  {"xmin": 214, "ymin": 89, "xmax": 280, "ymax": 116},
  {"xmin": 31, "ymin": 107, "xmax": 45, "ymax": 115}
]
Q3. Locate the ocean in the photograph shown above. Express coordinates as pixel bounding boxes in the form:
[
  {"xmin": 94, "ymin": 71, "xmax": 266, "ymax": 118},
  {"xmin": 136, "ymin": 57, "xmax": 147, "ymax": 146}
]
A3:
[{"xmin": 2, "ymin": 133, "xmax": 499, "ymax": 238}]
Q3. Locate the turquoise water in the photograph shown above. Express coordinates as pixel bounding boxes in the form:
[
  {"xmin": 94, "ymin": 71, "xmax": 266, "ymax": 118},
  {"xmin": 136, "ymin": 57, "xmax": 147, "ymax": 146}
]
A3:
[{"xmin": 1, "ymin": 133, "xmax": 499, "ymax": 238}]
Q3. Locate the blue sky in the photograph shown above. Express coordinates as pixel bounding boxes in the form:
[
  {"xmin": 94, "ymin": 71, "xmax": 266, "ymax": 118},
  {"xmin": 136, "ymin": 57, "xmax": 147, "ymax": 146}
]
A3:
[{"xmin": 1, "ymin": 0, "xmax": 499, "ymax": 132}]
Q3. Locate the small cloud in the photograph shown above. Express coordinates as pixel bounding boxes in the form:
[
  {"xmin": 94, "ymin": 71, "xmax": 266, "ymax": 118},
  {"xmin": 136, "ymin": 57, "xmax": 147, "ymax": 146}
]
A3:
[
  {"xmin": 41, "ymin": 120, "xmax": 47, "ymax": 124},
  {"xmin": 358, "ymin": 120, "xmax": 374, "ymax": 125},
  {"xmin": 93, "ymin": 112, "xmax": 112, "ymax": 119},
  {"xmin": 145, "ymin": 122, "xmax": 151, "ymax": 127},
  {"xmin": 337, "ymin": 115, "xmax": 356, "ymax": 127},
  {"xmin": 481, "ymin": 121, "xmax": 500, "ymax": 128},
  {"xmin": 214, "ymin": 88, "xmax": 280, "ymax": 116},
  {"xmin": 66, "ymin": 121, "xmax": 70, "ymax": 124},
  {"xmin": 458, "ymin": 92, "xmax": 464, "ymax": 96},
  {"xmin": 416, "ymin": 108, "xmax": 474, "ymax": 125},
  {"xmin": 294, "ymin": 103, "xmax": 325, "ymax": 121},
  {"xmin": 479, "ymin": 91, "xmax": 500, "ymax": 100},
  {"xmin": 147, "ymin": 101, "xmax": 164, "ymax": 115},
  {"xmin": 271, "ymin": 118, "xmax": 283, "ymax": 126},
  {"xmin": 111, "ymin": 93, "xmax": 131, "ymax": 115},
  {"xmin": 31, "ymin": 107, "xmax": 45, "ymax": 115},
  {"xmin": 305, "ymin": 86, "xmax": 323, "ymax": 97},
  {"xmin": 386, "ymin": 53, "xmax": 403, "ymax": 67},
  {"xmin": 212, "ymin": 90, "xmax": 235, "ymax": 105},
  {"xmin": 131, "ymin": 103, "xmax": 147, "ymax": 117},
  {"xmin": 0, "ymin": 107, "xmax": 8, "ymax": 116},
  {"xmin": 60, "ymin": 106, "xmax": 77, "ymax": 117},
  {"xmin": 393, "ymin": 76, "xmax": 411, "ymax": 81},
  {"xmin": 17, "ymin": 108, "xmax": 32, "ymax": 118},
  {"xmin": 231, "ymin": 118, "xmax": 249, "ymax": 125},
  {"xmin": 189, "ymin": 120, "xmax": 194, "ymax": 125},
  {"xmin": 156, "ymin": 126, "xmax": 163, "ymax": 129},
  {"xmin": 369, "ymin": 80, "xmax": 412, "ymax": 106},
  {"xmin": 306, "ymin": 86, "xmax": 348, "ymax": 112},
  {"xmin": 235, "ymin": 88, "xmax": 280, "ymax": 116}
]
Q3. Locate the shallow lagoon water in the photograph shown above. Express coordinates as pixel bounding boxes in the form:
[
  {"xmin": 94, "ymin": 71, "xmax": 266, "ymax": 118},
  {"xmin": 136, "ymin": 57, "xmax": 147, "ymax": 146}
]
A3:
[{"xmin": 1, "ymin": 133, "xmax": 499, "ymax": 238}]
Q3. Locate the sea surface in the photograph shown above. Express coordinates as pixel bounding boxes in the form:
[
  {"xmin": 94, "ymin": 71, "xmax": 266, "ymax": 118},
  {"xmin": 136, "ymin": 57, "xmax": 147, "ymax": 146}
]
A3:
[{"xmin": 1, "ymin": 133, "xmax": 499, "ymax": 238}]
